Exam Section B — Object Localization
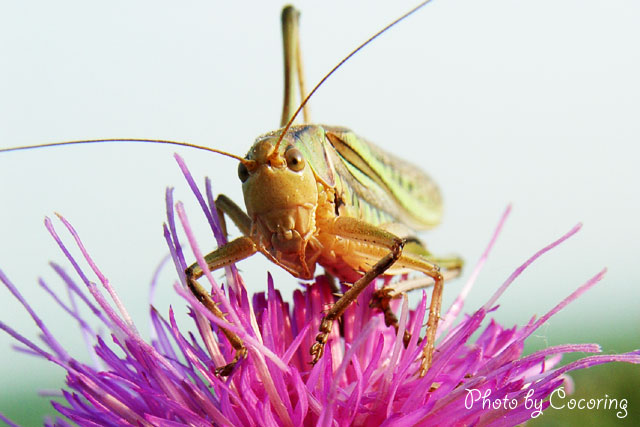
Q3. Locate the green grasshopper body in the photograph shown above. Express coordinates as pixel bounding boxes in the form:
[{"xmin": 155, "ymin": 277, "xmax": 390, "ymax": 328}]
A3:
[
  {"xmin": 185, "ymin": 5, "xmax": 462, "ymax": 377},
  {"xmin": 187, "ymin": 122, "xmax": 461, "ymax": 377}
]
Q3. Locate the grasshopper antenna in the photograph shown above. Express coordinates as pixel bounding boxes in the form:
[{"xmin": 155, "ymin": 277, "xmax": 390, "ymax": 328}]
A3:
[
  {"xmin": 271, "ymin": 0, "xmax": 435, "ymax": 157},
  {"xmin": 0, "ymin": 138, "xmax": 256, "ymax": 168}
]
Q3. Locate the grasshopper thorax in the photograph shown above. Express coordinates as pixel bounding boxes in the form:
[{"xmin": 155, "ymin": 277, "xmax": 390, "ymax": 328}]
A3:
[{"xmin": 240, "ymin": 130, "xmax": 319, "ymax": 256}]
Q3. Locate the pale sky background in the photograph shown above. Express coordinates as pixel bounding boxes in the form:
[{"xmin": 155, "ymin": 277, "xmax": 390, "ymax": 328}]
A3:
[{"xmin": 0, "ymin": 0, "xmax": 639, "ymax": 420}]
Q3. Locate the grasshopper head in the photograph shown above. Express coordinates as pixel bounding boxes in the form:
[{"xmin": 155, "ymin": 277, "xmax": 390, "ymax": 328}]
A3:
[{"xmin": 238, "ymin": 132, "xmax": 318, "ymax": 256}]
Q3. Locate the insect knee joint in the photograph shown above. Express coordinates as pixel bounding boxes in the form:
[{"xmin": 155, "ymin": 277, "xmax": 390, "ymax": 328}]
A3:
[{"xmin": 391, "ymin": 237, "xmax": 406, "ymax": 259}]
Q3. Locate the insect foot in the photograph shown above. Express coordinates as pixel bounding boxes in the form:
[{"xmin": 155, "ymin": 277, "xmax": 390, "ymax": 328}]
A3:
[
  {"xmin": 370, "ymin": 287, "xmax": 414, "ymax": 348},
  {"xmin": 214, "ymin": 347, "xmax": 248, "ymax": 377},
  {"xmin": 185, "ymin": 266, "xmax": 247, "ymax": 376},
  {"xmin": 310, "ymin": 316, "xmax": 334, "ymax": 364}
]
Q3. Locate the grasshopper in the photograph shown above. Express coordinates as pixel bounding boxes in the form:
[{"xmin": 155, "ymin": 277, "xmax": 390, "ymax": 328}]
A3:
[
  {"xmin": 184, "ymin": 4, "xmax": 463, "ymax": 376},
  {"xmin": 0, "ymin": 2, "xmax": 462, "ymax": 377}
]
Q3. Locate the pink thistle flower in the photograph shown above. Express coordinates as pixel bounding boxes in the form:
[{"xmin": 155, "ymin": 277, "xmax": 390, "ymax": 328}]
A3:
[{"xmin": 1, "ymin": 154, "xmax": 638, "ymax": 426}]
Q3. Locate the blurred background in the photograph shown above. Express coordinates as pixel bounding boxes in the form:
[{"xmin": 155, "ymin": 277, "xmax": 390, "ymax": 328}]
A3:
[{"xmin": 0, "ymin": 0, "xmax": 638, "ymax": 425}]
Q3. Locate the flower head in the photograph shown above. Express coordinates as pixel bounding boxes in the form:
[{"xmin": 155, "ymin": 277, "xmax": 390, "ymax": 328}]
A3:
[{"xmin": 1, "ymin": 154, "xmax": 638, "ymax": 426}]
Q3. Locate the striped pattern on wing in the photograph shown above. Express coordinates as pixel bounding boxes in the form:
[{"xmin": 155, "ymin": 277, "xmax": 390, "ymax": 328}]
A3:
[{"xmin": 322, "ymin": 126, "xmax": 442, "ymax": 230}]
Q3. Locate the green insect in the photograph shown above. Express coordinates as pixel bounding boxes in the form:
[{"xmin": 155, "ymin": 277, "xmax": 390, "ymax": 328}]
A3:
[
  {"xmin": 184, "ymin": 4, "xmax": 463, "ymax": 377},
  {"xmin": 0, "ymin": 1, "xmax": 462, "ymax": 377}
]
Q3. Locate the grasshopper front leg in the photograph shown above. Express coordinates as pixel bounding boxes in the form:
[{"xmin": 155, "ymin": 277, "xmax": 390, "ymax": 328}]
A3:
[
  {"xmin": 185, "ymin": 195, "xmax": 256, "ymax": 376},
  {"xmin": 214, "ymin": 194, "xmax": 252, "ymax": 239}
]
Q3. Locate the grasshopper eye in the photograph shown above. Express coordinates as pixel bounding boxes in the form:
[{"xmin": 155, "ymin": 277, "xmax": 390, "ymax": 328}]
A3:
[
  {"xmin": 285, "ymin": 147, "xmax": 305, "ymax": 172},
  {"xmin": 238, "ymin": 162, "xmax": 250, "ymax": 182}
]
